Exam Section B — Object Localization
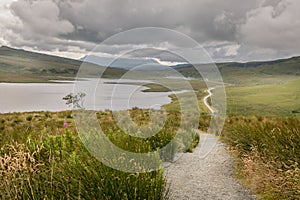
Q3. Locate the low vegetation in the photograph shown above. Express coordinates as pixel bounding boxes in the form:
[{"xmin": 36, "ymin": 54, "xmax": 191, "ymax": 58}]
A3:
[
  {"xmin": 0, "ymin": 109, "xmax": 202, "ymax": 199},
  {"xmin": 222, "ymin": 116, "xmax": 300, "ymax": 199}
]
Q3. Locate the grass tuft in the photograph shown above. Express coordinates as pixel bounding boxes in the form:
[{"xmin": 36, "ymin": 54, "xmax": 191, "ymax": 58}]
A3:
[{"xmin": 222, "ymin": 116, "xmax": 300, "ymax": 199}]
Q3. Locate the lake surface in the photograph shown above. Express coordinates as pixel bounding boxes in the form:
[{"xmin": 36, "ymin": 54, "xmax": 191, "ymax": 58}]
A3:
[{"xmin": 0, "ymin": 78, "xmax": 175, "ymax": 113}]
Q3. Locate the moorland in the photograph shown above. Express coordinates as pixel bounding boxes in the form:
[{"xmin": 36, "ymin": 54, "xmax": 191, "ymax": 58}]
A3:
[{"xmin": 0, "ymin": 46, "xmax": 299, "ymax": 199}]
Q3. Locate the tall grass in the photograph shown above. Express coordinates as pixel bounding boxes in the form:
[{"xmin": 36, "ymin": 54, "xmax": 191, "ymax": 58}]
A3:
[
  {"xmin": 0, "ymin": 109, "xmax": 200, "ymax": 199},
  {"xmin": 0, "ymin": 124, "xmax": 166, "ymax": 199},
  {"xmin": 222, "ymin": 116, "xmax": 300, "ymax": 199}
]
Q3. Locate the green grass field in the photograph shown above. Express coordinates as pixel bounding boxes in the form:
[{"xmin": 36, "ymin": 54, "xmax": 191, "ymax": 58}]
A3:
[{"xmin": 226, "ymin": 78, "xmax": 300, "ymax": 116}]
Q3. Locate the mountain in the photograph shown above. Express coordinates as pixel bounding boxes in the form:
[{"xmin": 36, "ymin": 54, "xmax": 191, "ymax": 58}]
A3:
[
  {"xmin": 81, "ymin": 55, "xmax": 169, "ymax": 70},
  {"xmin": 0, "ymin": 46, "xmax": 126, "ymax": 82}
]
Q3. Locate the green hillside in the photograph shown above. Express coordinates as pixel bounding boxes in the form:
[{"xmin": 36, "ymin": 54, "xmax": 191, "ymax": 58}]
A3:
[
  {"xmin": 174, "ymin": 57, "xmax": 300, "ymax": 86},
  {"xmin": 0, "ymin": 46, "xmax": 126, "ymax": 82}
]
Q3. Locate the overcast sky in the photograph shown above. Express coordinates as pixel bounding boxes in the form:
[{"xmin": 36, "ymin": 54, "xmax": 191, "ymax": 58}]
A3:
[{"xmin": 0, "ymin": 0, "xmax": 300, "ymax": 62}]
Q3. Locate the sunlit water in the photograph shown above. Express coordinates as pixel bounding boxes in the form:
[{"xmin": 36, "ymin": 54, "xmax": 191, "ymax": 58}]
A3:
[{"xmin": 0, "ymin": 78, "xmax": 176, "ymax": 113}]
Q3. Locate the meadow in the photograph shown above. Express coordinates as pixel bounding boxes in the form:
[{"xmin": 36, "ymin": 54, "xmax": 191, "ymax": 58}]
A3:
[{"xmin": 226, "ymin": 79, "xmax": 300, "ymax": 117}]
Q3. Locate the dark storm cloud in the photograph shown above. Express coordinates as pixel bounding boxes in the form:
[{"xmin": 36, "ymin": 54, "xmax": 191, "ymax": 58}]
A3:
[
  {"xmin": 2, "ymin": 0, "xmax": 300, "ymax": 61},
  {"xmin": 56, "ymin": 0, "xmax": 257, "ymax": 44},
  {"xmin": 8, "ymin": 0, "xmax": 255, "ymax": 46}
]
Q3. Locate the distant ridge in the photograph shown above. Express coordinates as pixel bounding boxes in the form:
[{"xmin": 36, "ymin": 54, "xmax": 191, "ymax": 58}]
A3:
[
  {"xmin": 0, "ymin": 46, "xmax": 126, "ymax": 82},
  {"xmin": 172, "ymin": 55, "xmax": 300, "ymax": 79},
  {"xmin": 172, "ymin": 55, "xmax": 300, "ymax": 69},
  {"xmin": 0, "ymin": 45, "xmax": 299, "ymax": 83},
  {"xmin": 0, "ymin": 46, "xmax": 81, "ymax": 63},
  {"xmin": 80, "ymin": 55, "xmax": 171, "ymax": 70}
]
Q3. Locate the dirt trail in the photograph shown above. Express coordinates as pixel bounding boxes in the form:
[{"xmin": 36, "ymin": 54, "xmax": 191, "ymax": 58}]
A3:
[
  {"xmin": 164, "ymin": 88, "xmax": 255, "ymax": 199},
  {"xmin": 164, "ymin": 132, "xmax": 256, "ymax": 200}
]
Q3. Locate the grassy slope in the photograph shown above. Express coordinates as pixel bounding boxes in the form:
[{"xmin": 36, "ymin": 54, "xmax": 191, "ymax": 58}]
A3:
[
  {"xmin": 175, "ymin": 56, "xmax": 300, "ymax": 86},
  {"xmin": 0, "ymin": 46, "xmax": 127, "ymax": 82},
  {"xmin": 218, "ymin": 57, "xmax": 300, "ymax": 85}
]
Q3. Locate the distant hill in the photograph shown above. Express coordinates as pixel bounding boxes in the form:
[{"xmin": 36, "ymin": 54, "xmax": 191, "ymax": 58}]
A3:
[
  {"xmin": 0, "ymin": 46, "xmax": 299, "ymax": 85},
  {"xmin": 81, "ymin": 55, "xmax": 168, "ymax": 70},
  {"xmin": 219, "ymin": 56, "xmax": 300, "ymax": 75},
  {"xmin": 173, "ymin": 56, "xmax": 300, "ymax": 85},
  {"xmin": 0, "ymin": 46, "xmax": 126, "ymax": 82}
]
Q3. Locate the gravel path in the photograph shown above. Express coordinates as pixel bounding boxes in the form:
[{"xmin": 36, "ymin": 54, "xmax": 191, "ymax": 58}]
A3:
[{"xmin": 164, "ymin": 133, "xmax": 256, "ymax": 200}]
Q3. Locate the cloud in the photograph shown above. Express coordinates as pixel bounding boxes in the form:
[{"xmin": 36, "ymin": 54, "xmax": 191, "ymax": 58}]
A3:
[
  {"xmin": 239, "ymin": 0, "xmax": 300, "ymax": 50},
  {"xmin": 10, "ymin": 0, "xmax": 74, "ymax": 37},
  {"xmin": 3, "ymin": 0, "xmax": 79, "ymax": 53},
  {"xmin": 8, "ymin": 0, "xmax": 256, "ymax": 46},
  {"xmin": 0, "ymin": 0, "xmax": 18, "ymax": 46},
  {"xmin": 224, "ymin": 44, "xmax": 241, "ymax": 57},
  {"xmin": 57, "ymin": 0, "xmax": 256, "ymax": 43},
  {"xmin": 0, "ymin": 0, "xmax": 299, "ymax": 61}
]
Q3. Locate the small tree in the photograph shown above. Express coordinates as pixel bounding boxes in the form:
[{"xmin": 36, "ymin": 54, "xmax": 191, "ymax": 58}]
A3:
[{"xmin": 63, "ymin": 92, "xmax": 86, "ymax": 109}]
